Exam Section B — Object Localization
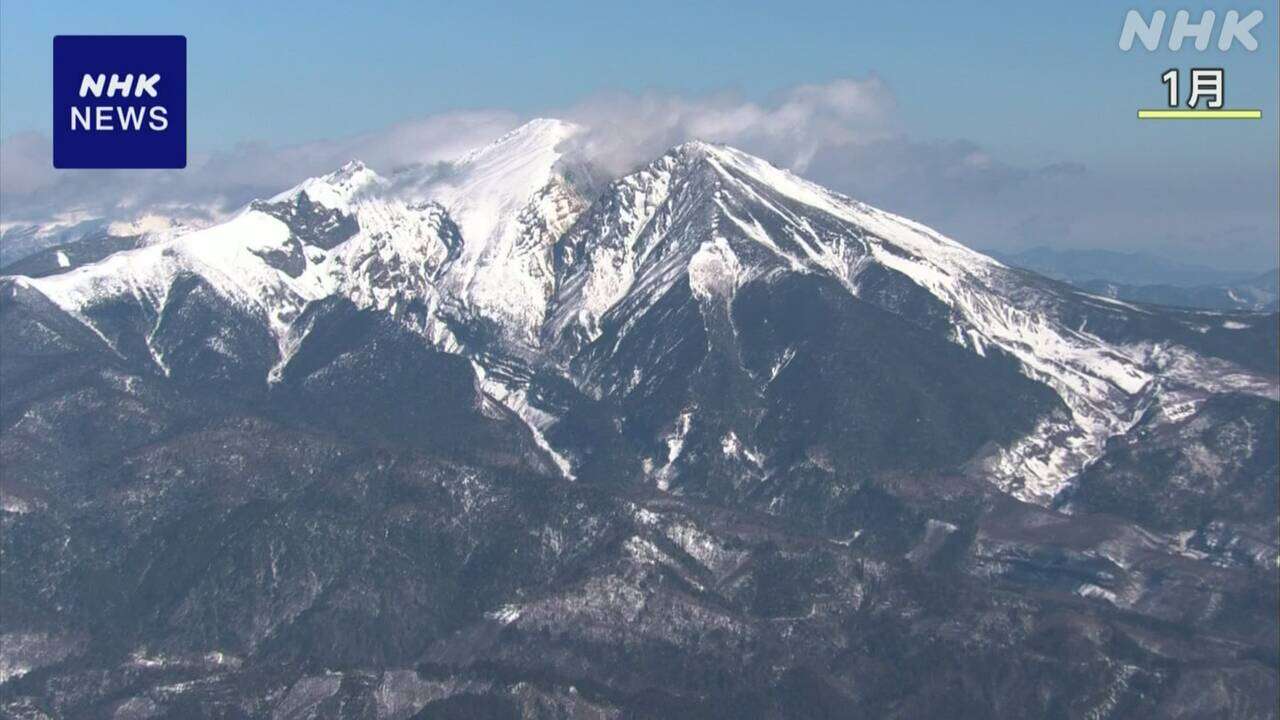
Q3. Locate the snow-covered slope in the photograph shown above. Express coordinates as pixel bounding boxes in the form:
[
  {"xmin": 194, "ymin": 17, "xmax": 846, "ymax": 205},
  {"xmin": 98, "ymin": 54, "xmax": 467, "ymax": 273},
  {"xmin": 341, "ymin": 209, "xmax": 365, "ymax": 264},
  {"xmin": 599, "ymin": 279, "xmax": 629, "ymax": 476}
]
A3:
[
  {"xmin": 280, "ymin": 118, "xmax": 589, "ymax": 344},
  {"xmin": 18, "ymin": 210, "xmax": 327, "ymax": 348},
  {"xmin": 18, "ymin": 119, "xmax": 585, "ymax": 355},
  {"xmin": 408, "ymin": 118, "xmax": 588, "ymax": 342}
]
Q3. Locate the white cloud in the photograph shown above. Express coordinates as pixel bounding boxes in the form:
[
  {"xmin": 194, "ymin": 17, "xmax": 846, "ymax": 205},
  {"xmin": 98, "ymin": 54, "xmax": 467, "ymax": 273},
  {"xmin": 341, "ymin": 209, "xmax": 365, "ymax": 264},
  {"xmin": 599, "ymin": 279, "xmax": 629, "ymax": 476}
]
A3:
[{"xmin": 560, "ymin": 77, "xmax": 896, "ymax": 177}]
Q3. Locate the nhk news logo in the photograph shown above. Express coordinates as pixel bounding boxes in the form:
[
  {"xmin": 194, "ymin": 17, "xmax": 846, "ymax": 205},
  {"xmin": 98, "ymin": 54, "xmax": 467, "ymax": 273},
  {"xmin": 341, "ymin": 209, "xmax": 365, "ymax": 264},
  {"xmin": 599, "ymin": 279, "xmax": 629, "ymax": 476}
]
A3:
[{"xmin": 53, "ymin": 35, "xmax": 187, "ymax": 169}]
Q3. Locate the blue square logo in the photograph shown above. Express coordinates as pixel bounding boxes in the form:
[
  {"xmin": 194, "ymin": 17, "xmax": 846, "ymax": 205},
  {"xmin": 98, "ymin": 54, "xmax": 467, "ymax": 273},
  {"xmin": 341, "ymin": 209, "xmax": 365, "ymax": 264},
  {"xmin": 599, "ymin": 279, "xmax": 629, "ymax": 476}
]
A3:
[{"xmin": 53, "ymin": 35, "xmax": 186, "ymax": 169}]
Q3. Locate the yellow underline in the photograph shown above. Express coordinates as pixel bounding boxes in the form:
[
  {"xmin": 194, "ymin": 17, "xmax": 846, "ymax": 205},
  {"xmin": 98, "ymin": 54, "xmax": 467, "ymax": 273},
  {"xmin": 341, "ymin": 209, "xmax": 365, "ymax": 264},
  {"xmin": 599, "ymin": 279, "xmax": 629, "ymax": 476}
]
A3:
[{"xmin": 1137, "ymin": 109, "xmax": 1262, "ymax": 120}]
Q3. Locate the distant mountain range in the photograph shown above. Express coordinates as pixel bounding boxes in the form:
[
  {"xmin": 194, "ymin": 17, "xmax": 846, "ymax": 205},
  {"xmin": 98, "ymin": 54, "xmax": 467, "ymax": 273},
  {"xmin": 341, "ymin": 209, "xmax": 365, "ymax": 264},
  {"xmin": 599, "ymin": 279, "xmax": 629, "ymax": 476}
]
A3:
[
  {"xmin": 992, "ymin": 246, "xmax": 1279, "ymax": 312},
  {"xmin": 2, "ymin": 119, "xmax": 1276, "ymax": 718},
  {"xmin": 1075, "ymin": 271, "xmax": 1279, "ymax": 313}
]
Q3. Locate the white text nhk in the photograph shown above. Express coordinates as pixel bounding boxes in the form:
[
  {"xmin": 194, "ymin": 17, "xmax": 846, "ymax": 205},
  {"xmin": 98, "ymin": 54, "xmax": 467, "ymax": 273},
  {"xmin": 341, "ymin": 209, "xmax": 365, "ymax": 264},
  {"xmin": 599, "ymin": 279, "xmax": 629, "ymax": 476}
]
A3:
[
  {"xmin": 1118, "ymin": 9, "xmax": 1264, "ymax": 51},
  {"xmin": 71, "ymin": 73, "xmax": 168, "ymax": 131}
]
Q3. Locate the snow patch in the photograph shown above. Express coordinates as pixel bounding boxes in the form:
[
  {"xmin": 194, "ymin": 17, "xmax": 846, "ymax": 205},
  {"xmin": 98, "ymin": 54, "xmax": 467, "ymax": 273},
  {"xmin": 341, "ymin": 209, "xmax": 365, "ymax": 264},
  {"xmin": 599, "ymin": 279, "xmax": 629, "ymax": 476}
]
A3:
[{"xmin": 688, "ymin": 238, "xmax": 742, "ymax": 301}]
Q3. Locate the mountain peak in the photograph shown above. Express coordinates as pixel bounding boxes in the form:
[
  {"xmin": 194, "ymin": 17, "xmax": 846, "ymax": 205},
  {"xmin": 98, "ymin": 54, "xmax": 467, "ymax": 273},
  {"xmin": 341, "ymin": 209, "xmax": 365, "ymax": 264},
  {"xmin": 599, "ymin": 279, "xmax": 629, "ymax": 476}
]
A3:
[
  {"xmin": 454, "ymin": 117, "xmax": 582, "ymax": 167},
  {"xmin": 335, "ymin": 158, "xmax": 369, "ymax": 176},
  {"xmin": 668, "ymin": 138, "xmax": 719, "ymax": 155},
  {"xmin": 419, "ymin": 117, "xmax": 583, "ymax": 248},
  {"xmin": 272, "ymin": 159, "xmax": 384, "ymax": 213},
  {"xmin": 656, "ymin": 139, "xmax": 867, "ymax": 219}
]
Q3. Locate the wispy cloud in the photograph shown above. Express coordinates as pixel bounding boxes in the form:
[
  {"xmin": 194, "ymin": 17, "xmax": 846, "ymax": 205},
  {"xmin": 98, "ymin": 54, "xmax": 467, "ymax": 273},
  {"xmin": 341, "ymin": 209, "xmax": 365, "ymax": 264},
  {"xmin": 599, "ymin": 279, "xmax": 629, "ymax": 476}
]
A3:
[{"xmin": 560, "ymin": 77, "xmax": 897, "ymax": 176}]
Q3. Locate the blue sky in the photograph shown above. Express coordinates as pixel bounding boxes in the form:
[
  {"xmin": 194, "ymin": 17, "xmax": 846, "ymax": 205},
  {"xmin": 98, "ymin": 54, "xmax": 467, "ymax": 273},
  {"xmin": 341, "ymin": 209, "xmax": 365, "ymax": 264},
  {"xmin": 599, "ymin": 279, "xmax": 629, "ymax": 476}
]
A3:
[{"xmin": 2, "ymin": 1, "xmax": 1277, "ymax": 268}]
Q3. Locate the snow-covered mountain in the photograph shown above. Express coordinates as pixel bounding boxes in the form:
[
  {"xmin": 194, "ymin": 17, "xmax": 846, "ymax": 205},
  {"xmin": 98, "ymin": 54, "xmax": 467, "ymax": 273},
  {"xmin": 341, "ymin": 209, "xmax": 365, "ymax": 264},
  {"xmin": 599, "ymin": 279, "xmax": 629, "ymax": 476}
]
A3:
[
  {"xmin": 3, "ymin": 118, "xmax": 1277, "ymax": 717},
  {"xmin": 0, "ymin": 120, "xmax": 1267, "ymax": 508},
  {"xmin": 11, "ymin": 119, "xmax": 1274, "ymax": 505}
]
